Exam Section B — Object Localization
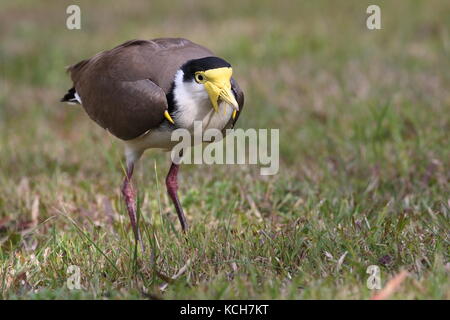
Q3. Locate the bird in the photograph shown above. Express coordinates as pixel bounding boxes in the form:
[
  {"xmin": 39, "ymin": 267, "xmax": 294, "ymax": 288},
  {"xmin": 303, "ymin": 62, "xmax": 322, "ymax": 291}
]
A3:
[{"xmin": 61, "ymin": 38, "xmax": 244, "ymax": 248}]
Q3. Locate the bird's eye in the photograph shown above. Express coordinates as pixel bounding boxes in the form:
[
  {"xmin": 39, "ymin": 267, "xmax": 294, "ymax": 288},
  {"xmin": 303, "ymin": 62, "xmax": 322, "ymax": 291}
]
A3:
[{"xmin": 195, "ymin": 73, "xmax": 205, "ymax": 83}]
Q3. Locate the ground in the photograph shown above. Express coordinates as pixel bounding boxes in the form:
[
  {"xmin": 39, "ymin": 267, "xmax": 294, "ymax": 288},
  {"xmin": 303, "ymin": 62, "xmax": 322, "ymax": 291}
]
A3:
[{"xmin": 0, "ymin": 0, "xmax": 449, "ymax": 299}]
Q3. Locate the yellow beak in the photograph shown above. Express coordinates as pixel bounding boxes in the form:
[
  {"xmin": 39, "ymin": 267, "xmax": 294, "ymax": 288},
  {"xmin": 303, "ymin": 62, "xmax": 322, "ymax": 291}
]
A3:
[{"xmin": 203, "ymin": 67, "xmax": 239, "ymax": 113}]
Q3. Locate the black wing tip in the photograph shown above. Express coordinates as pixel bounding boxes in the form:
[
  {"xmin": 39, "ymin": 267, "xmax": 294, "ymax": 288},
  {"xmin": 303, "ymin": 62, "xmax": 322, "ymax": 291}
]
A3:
[{"xmin": 61, "ymin": 87, "xmax": 79, "ymax": 104}]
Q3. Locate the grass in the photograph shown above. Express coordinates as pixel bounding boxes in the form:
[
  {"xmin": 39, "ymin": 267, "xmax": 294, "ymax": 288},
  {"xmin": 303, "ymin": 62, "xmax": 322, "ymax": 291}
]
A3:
[{"xmin": 0, "ymin": 0, "xmax": 449, "ymax": 299}]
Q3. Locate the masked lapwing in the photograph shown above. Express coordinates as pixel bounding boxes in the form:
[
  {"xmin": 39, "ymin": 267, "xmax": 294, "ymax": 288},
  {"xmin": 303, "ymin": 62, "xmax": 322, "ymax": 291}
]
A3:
[{"xmin": 61, "ymin": 38, "xmax": 244, "ymax": 245}]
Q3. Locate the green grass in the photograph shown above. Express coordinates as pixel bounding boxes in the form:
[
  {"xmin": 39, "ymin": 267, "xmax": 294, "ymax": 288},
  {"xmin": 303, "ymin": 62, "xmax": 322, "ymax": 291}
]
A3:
[{"xmin": 0, "ymin": 0, "xmax": 449, "ymax": 299}]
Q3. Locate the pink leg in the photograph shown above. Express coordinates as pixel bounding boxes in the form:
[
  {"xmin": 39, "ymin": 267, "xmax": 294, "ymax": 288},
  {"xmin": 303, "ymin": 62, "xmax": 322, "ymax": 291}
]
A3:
[
  {"xmin": 121, "ymin": 164, "xmax": 144, "ymax": 249},
  {"xmin": 166, "ymin": 162, "xmax": 188, "ymax": 232}
]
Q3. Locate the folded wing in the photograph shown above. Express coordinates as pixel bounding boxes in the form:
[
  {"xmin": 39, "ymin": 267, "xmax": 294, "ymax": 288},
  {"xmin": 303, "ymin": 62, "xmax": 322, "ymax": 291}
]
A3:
[{"xmin": 68, "ymin": 38, "xmax": 213, "ymax": 140}]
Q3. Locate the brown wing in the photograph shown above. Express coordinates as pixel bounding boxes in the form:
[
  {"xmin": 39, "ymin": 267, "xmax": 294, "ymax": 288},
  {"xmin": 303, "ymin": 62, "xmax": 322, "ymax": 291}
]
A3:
[{"xmin": 68, "ymin": 38, "xmax": 213, "ymax": 140}]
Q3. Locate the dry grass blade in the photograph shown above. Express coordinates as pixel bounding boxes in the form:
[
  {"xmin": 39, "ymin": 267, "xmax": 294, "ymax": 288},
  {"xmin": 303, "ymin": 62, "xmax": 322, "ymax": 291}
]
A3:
[
  {"xmin": 159, "ymin": 258, "xmax": 192, "ymax": 291},
  {"xmin": 246, "ymin": 194, "xmax": 263, "ymax": 222},
  {"xmin": 30, "ymin": 195, "xmax": 40, "ymax": 228}
]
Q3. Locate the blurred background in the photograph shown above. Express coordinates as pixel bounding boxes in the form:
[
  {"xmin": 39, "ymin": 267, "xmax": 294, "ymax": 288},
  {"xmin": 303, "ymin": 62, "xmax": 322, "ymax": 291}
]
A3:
[{"xmin": 0, "ymin": 0, "xmax": 449, "ymax": 299}]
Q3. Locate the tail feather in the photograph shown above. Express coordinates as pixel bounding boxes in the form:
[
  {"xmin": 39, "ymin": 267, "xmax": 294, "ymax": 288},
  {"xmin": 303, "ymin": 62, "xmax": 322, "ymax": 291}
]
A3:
[{"xmin": 61, "ymin": 87, "xmax": 81, "ymax": 104}]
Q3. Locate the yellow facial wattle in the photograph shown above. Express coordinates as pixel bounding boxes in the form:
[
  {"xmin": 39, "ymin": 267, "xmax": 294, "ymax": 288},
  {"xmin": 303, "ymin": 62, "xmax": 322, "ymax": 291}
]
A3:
[{"xmin": 196, "ymin": 67, "xmax": 239, "ymax": 113}]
